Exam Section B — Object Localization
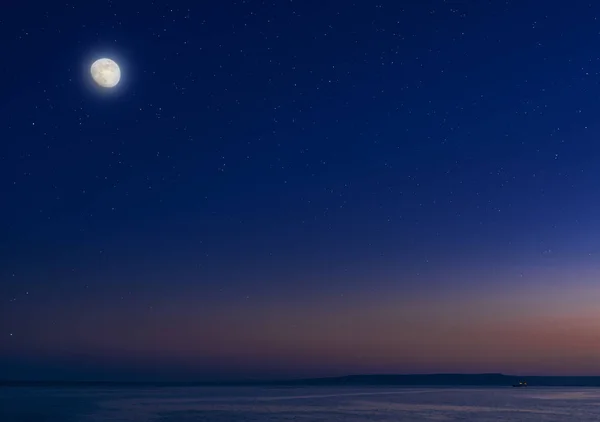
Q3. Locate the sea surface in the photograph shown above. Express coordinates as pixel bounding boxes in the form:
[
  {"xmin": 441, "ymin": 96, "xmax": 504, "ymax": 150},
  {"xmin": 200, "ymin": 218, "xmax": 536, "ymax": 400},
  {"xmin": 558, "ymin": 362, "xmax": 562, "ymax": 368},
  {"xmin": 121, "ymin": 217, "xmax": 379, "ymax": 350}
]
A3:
[{"xmin": 2, "ymin": 386, "xmax": 600, "ymax": 421}]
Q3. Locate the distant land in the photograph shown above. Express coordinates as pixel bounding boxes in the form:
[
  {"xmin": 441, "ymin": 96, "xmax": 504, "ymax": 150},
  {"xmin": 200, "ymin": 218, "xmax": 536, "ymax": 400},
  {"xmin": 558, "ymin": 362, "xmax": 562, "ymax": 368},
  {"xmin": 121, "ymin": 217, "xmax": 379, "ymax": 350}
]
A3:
[{"xmin": 4, "ymin": 374, "xmax": 600, "ymax": 387}]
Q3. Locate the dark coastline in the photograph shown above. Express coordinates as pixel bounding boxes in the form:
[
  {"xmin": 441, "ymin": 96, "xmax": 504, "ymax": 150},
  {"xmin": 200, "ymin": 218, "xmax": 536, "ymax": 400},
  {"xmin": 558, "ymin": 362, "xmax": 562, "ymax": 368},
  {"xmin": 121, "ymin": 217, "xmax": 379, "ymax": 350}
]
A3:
[{"xmin": 3, "ymin": 374, "xmax": 600, "ymax": 388}]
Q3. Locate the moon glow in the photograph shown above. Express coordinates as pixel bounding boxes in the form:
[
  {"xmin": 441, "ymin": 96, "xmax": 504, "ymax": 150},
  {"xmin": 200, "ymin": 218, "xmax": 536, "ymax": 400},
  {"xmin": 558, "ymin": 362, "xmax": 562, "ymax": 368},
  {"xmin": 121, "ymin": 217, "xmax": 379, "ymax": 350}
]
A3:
[{"xmin": 90, "ymin": 58, "xmax": 121, "ymax": 88}]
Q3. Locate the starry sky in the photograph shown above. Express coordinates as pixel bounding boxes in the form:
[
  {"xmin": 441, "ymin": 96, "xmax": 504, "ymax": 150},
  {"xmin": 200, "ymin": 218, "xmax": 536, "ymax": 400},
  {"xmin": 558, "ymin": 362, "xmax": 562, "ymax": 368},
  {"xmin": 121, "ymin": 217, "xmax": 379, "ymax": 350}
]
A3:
[{"xmin": 3, "ymin": 0, "xmax": 600, "ymax": 381}]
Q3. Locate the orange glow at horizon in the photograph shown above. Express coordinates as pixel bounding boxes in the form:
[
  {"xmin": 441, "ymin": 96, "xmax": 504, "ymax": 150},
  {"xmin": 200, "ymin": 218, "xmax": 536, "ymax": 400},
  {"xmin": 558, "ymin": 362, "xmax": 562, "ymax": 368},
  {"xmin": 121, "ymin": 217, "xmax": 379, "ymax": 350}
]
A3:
[{"xmin": 4, "ymin": 264, "xmax": 600, "ymax": 376}]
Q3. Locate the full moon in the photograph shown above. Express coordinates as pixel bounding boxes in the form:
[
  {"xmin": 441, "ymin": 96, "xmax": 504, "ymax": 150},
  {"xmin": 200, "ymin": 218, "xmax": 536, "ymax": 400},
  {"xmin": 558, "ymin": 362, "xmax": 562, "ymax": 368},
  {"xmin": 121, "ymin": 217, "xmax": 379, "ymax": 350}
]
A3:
[{"xmin": 90, "ymin": 58, "xmax": 121, "ymax": 88}]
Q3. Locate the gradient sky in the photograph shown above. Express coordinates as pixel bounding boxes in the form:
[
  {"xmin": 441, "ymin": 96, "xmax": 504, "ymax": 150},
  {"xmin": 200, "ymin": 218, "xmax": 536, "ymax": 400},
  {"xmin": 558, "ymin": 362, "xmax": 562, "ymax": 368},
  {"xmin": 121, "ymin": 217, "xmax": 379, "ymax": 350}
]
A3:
[{"xmin": 3, "ymin": 0, "xmax": 600, "ymax": 381}]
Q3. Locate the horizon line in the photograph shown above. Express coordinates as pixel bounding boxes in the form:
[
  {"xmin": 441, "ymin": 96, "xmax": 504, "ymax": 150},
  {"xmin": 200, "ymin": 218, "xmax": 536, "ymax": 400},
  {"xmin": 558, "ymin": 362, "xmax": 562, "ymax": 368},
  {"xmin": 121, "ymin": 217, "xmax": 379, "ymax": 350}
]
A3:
[{"xmin": 4, "ymin": 373, "xmax": 600, "ymax": 385}]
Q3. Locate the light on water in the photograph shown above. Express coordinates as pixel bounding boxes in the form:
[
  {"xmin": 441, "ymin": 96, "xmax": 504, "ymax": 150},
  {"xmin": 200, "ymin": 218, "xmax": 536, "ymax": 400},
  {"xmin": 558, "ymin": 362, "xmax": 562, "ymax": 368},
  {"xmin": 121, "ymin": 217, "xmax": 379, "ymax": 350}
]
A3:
[{"xmin": 2, "ymin": 386, "xmax": 600, "ymax": 421}]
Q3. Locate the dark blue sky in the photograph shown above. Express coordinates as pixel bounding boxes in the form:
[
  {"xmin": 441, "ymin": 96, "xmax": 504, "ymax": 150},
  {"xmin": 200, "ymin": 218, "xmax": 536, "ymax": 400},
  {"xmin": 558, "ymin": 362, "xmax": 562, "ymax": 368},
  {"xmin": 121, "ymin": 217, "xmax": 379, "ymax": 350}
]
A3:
[{"xmin": 3, "ymin": 1, "xmax": 600, "ymax": 380}]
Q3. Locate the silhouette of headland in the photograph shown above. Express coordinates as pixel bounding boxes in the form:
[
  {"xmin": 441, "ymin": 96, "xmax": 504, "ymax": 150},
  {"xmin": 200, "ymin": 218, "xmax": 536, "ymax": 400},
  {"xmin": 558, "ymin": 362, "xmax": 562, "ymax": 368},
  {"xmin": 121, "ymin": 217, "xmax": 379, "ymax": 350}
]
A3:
[{"xmin": 3, "ymin": 373, "xmax": 600, "ymax": 387}]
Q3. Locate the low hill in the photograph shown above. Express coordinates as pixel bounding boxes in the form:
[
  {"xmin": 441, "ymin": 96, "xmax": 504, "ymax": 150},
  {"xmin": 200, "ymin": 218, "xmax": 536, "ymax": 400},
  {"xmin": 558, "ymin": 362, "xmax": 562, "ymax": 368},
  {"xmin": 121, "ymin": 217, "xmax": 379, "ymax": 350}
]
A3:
[{"xmin": 4, "ymin": 373, "xmax": 600, "ymax": 387}]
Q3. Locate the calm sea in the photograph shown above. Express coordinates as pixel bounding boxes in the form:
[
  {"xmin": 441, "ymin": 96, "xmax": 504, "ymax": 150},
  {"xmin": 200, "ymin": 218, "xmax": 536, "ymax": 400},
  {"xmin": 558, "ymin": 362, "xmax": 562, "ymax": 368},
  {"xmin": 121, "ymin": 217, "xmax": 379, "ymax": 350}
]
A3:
[{"xmin": 2, "ymin": 385, "xmax": 600, "ymax": 421}]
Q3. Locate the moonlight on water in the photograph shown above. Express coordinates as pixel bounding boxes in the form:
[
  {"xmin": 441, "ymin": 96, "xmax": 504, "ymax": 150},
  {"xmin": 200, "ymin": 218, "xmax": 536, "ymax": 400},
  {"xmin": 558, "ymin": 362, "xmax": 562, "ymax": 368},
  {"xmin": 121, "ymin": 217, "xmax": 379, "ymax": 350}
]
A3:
[{"xmin": 90, "ymin": 58, "xmax": 121, "ymax": 88}]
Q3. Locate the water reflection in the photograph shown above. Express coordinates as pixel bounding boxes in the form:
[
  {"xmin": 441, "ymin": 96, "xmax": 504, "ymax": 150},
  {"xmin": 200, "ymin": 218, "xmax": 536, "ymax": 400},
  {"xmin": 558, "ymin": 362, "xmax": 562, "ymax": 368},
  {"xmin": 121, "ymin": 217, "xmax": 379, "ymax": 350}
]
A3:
[{"xmin": 2, "ymin": 386, "xmax": 599, "ymax": 421}]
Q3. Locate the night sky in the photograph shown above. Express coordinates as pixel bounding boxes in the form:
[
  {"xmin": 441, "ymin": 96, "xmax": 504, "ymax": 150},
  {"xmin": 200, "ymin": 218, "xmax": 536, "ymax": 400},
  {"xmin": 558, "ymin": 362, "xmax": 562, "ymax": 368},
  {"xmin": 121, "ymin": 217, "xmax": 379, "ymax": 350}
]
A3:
[{"xmin": 3, "ymin": 1, "xmax": 600, "ymax": 381}]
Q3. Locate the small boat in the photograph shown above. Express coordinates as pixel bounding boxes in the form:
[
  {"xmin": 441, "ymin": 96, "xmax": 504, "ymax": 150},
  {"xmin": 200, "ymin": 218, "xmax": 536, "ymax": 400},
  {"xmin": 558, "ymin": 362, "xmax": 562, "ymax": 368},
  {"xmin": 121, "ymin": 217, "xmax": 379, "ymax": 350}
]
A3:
[{"xmin": 512, "ymin": 381, "xmax": 528, "ymax": 387}]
